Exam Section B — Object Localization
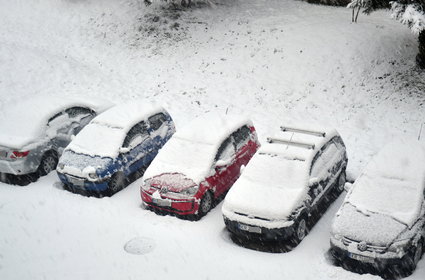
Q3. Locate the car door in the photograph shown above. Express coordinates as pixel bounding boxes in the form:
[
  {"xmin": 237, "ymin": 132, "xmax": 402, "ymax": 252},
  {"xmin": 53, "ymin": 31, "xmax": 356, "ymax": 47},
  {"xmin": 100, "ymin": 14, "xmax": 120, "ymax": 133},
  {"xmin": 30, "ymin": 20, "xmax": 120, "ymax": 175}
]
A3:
[
  {"xmin": 147, "ymin": 112, "xmax": 168, "ymax": 149},
  {"xmin": 212, "ymin": 137, "xmax": 236, "ymax": 197},
  {"xmin": 121, "ymin": 121, "xmax": 154, "ymax": 175},
  {"xmin": 47, "ymin": 111, "xmax": 71, "ymax": 151},
  {"xmin": 309, "ymin": 141, "xmax": 340, "ymax": 207},
  {"xmin": 229, "ymin": 126, "xmax": 252, "ymax": 182},
  {"xmin": 65, "ymin": 107, "xmax": 96, "ymax": 135}
]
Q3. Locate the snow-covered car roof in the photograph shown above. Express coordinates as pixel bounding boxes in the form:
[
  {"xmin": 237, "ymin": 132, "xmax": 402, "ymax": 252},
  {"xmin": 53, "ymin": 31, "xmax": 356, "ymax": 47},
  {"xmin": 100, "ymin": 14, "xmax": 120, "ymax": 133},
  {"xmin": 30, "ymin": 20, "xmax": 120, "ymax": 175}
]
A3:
[
  {"xmin": 65, "ymin": 102, "xmax": 165, "ymax": 158},
  {"xmin": 0, "ymin": 95, "xmax": 113, "ymax": 149},
  {"xmin": 143, "ymin": 112, "xmax": 253, "ymax": 184},
  {"xmin": 344, "ymin": 138, "xmax": 425, "ymax": 227},
  {"xmin": 266, "ymin": 124, "xmax": 339, "ymax": 163},
  {"xmin": 223, "ymin": 125, "xmax": 340, "ymax": 222}
]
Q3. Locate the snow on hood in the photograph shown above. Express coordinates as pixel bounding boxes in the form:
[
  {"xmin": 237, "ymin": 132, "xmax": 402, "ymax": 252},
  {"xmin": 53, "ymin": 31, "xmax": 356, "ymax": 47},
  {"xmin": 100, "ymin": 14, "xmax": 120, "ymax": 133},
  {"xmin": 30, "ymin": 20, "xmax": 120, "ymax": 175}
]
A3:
[
  {"xmin": 346, "ymin": 138, "xmax": 425, "ymax": 227},
  {"xmin": 0, "ymin": 95, "xmax": 113, "ymax": 149},
  {"xmin": 64, "ymin": 102, "xmax": 164, "ymax": 158},
  {"xmin": 143, "ymin": 112, "xmax": 252, "ymax": 184},
  {"xmin": 149, "ymin": 173, "xmax": 197, "ymax": 192},
  {"xmin": 223, "ymin": 143, "xmax": 309, "ymax": 221},
  {"xmin": 332, "ymin": 203, "xmax": 406, "ymax": 246}
]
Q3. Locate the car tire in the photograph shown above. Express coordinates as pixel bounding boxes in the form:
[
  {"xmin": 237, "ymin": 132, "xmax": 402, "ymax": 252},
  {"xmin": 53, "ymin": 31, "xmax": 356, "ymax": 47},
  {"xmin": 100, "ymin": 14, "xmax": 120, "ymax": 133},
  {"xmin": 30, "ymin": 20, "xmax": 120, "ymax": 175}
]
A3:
[
  {"xmin": 292, "ymin": 216, "xmax": 308, "ymax": 245},
  {"xmin": 107, "ymin": 172, "xmax": 126, "ymax": 196},
  {"xmin": 336, "ymin": 169, "xmax": 346, "ymax": 193},
  {"xmin": 400, "ymin": 239, "xmax": 424, "ymax": 277},
  {"xmin": 198, "ymin": 191, "xmax": 213, "ymax": 218},
  {"xmin": 37, "ymin": 151, "xmax": 58, "ymax": 176}
]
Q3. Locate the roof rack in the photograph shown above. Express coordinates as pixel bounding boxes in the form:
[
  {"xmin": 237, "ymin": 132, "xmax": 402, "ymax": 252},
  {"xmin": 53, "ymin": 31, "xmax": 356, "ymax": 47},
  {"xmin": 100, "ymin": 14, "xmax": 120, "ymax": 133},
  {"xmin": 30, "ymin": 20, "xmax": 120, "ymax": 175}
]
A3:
[
  {"xmin": 280, "ymin": 126, "xmax": 326, "ymax": 137},
  {"xmin": 267, "ymin": 137, "xmax": 315, "ymax": 150}
]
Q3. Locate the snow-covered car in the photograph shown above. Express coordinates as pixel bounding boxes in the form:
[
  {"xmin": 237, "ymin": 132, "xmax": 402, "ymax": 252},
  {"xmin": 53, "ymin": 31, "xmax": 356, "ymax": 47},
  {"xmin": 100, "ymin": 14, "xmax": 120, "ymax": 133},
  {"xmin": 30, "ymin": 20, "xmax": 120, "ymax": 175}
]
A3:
[
  {"xmin": 330, "ymin": 139, "xmax": 425, "ymax": 275},
  {"xmin": 222, "ymin": 125, "xmax": 347, "ymax": 244},
  {"xmin": 140, "ymin": 113, "xmax": 260, "ymax": 218},
  {"xmin": 0, "ymin": 95, "xmax": 112, "ymax": 183},
  {"xmin": 56, "ymin": 102, "xmax": 175, "ymax": 196}
]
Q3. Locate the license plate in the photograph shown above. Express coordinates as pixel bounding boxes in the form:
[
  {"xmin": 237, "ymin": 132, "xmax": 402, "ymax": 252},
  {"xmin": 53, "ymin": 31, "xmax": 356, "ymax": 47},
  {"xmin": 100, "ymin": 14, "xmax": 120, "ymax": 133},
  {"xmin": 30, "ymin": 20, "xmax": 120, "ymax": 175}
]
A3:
[
  {"xmin": 68, "ymin": 176, "xmax": 85, "ymax": 187},
  {"xmin": 0, "ymin": 150, "xmax": 7, "ymax": 158},
  {"xmin": 348, "ymin": 252, "xmax": 374, "ymax": 263},
  {"xmin": 152, "ymin": 198, "xmax": 171, "ymax": 207},
  {"xmin": 238, "ymin": 223, "xmax": 262, "ymax": 234}
]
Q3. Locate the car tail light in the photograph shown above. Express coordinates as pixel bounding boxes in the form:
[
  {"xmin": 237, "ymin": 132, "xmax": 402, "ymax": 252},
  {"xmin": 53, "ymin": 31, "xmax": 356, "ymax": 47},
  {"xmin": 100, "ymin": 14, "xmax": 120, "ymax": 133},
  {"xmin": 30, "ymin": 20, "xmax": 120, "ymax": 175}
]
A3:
[{"xmin": 10, "ymin": 151, "xmax": 30, "ymax": 159}]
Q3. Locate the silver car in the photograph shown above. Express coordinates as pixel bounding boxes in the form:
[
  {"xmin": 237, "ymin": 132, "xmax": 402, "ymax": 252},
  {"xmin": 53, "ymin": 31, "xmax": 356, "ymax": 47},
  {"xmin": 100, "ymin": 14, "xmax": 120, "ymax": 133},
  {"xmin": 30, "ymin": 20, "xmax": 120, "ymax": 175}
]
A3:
[
  {"xmin": 0, "ymin": 95, "xmax": 112, "ymax": 183},
  {"xmin": 330, "ymin": 139, "xmax": 425, "ymax": 277}
]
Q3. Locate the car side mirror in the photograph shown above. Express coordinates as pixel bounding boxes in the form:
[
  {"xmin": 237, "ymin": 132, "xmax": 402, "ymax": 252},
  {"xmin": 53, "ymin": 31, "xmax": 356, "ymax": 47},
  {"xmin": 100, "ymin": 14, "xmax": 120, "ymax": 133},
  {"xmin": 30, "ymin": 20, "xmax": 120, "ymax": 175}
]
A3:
[
  {"xmin": 119, "ymin": 147, "xmax": 130, "ymax": 154},
  {"xmin": 308, "ymin": 178, "xmax": 319, "ymax": 187},
  {"xmin": 344, "ymin": 182, "xmax": 353, "ymax": 192}
]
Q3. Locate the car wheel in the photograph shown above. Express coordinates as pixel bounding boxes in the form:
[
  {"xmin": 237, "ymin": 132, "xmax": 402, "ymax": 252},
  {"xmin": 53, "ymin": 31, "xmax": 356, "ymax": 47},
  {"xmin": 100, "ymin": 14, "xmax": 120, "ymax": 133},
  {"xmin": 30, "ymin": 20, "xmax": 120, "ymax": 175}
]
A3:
[
  {"xmin": 292, "ymin": 217, "xmax": 308, "ymax": 245},
  {"xmin": 401, "ymin": 239, "xmax": 423, "ymax": 276},
  {"xmin": 413, "ymin": 239, "xmax": 423, "ymax": 267},
  {"xmin": 37, "ymin": 152, "xmax": 58, "ymax": 176},
  {"xmin": 336, "ymin": 170, "xmax": 346, "ymax": 192},
  {"xmin": 108, "ymin": 172, "xmax": 126, "ymax": 195},
  {"xmin": 198, "ymin": 191, "xmax": 213, "ymax": 217}
]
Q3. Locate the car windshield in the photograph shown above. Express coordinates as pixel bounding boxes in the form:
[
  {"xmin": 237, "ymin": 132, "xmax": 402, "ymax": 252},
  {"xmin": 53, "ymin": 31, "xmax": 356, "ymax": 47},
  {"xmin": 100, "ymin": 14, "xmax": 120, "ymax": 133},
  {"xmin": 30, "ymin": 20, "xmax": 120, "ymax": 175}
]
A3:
[{"xmin": 66, "ymin": 122, "xmax": 126, "ymax": 158}]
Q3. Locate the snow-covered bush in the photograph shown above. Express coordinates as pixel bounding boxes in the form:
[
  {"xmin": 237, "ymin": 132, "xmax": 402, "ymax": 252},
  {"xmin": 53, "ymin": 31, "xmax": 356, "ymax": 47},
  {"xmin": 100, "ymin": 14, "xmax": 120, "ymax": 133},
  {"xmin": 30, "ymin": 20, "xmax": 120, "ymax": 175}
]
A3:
[
  {"xmin": 391, "ymin": 2, "xmax": 425, "ymax": 67},
  {"xmin": 348, "ymin": 0, "xmax": 425, "ymax": 68}
]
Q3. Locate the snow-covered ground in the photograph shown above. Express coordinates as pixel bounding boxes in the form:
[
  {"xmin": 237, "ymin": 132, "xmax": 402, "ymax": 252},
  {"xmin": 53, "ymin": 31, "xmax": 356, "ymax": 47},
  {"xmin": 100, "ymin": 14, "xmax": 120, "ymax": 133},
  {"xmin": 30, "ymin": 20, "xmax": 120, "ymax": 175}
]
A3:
[{"xmin": 0, "ymin": 0, "xmax": 424, "ymax": 279}]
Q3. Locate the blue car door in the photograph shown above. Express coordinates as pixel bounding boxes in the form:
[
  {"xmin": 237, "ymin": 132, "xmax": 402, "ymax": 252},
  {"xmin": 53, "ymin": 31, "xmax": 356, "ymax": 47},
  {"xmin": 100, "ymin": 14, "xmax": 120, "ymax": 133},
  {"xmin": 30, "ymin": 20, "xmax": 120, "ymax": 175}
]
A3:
[{"xmin": 121, "ymin": 121, "xmax": 155, "ymax": 175}]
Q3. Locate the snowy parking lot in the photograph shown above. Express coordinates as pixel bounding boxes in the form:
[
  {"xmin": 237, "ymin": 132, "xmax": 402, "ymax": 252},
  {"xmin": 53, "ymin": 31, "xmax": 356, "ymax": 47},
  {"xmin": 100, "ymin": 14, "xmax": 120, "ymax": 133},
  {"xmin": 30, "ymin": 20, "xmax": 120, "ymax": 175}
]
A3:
[{"xmin": 0, "ymin": 0, "xmax": 424, "ymax": 279}]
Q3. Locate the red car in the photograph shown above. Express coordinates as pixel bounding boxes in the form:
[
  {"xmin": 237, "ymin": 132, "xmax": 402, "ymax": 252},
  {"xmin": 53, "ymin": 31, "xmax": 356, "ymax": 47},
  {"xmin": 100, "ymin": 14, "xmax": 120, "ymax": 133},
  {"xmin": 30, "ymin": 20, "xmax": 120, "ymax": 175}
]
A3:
[{"xmin": 141, "ymin": 113, "xmax": 260, "ymax": 218}]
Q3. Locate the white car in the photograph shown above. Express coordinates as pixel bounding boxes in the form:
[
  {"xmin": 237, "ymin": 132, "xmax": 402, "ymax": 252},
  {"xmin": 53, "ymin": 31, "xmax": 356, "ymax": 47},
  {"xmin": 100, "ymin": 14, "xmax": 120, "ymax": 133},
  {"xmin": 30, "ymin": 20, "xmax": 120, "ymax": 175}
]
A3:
[
  {"xmin": 330, "ymin": 139, "xmax": 425, "ymax": 277},
  {"xmin": 222, "ymin": 125, "xmax": 347, "ymax": 245},
  {"xmin": 0, "ymin": 95, "xmax": 112, "ymax": 184}
]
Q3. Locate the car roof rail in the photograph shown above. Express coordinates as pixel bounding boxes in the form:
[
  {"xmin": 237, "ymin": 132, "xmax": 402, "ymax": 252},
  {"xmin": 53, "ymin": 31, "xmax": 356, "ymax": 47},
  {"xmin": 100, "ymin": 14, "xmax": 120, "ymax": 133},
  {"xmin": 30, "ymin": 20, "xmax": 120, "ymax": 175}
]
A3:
[
  {"xmin": 280, "ymin": 126, "xmax": 326, "ymax": 137},
  {"xmin": 267, "ymin": 137, "xmax": 315, "ymax": 150}
]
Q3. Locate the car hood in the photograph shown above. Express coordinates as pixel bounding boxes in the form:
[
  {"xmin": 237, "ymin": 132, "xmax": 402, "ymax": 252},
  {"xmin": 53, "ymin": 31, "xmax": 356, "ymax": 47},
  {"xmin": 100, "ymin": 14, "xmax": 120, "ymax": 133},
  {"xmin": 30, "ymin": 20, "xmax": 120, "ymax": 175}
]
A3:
[
  {"xmin": 148, "ymin": 173, "xmax": 197, "ymax": 192},
  {"xmin": 332, "ymin": 203, "xmax": 407, "ymax": 246},
  {"xmin": 223, "ymin": 151, "xmax": 309, "ymax": 221},
  {"xmin": 58, "ymin": 150, "xmax": 113, "ymax": 178}
]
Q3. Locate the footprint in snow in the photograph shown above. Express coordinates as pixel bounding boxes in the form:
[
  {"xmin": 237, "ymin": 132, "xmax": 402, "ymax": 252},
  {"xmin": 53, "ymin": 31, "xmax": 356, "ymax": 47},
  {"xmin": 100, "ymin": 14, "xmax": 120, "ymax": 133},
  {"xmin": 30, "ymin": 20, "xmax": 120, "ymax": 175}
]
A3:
[{"xmin": 124, "ymin": 237, "xmax": 156, "ymax": 255}]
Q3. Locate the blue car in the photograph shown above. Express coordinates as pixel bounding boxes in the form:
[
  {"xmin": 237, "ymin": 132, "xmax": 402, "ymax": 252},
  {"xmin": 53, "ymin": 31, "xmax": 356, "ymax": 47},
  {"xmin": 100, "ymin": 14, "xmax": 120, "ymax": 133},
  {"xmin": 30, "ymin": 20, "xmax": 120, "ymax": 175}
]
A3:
[{"xmin": 56, "ymin": 102, "xmax": 175, "ymax": 196}]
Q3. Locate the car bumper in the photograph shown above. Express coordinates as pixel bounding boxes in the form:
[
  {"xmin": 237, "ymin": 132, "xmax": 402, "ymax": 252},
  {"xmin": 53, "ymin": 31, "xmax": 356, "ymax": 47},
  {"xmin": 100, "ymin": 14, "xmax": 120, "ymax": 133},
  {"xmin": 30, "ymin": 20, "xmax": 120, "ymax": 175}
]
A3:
[
  {"xmin": 57, "ymin": 172, "xmax": 109, "ymax": 193},
  {"xmin": 223, "ymin": 216, "xmax": 295, "ymax": 241},
  {"xmin": 0, "ymin": 158, "xmax": 37, "ymax": 175},
  {"xmin": 141, "ymin": 190, "xmax": 198, "ymax": 215},
  {"xmin": 330, "ymin": 240, "xmax": 405, "ymax": 270}
]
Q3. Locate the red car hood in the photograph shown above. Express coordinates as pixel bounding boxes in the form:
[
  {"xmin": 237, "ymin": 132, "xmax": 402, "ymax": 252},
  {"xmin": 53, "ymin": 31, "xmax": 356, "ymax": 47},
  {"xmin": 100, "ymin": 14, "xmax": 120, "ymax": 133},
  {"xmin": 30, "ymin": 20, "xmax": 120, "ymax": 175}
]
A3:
[{"xmin": 149, "ymin": 173, "xmax": 197, "ymax": 193}]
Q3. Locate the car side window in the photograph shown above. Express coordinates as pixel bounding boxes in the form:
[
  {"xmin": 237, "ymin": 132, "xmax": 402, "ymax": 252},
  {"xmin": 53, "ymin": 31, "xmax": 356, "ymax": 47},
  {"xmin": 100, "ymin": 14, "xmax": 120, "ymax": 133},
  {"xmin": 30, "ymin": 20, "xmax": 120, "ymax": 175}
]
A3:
[
  {"xmin": 123, "ymin": 122, "xmax": 149, "ymax": 149},
  {"xmin": 215, "ymin": 137, "xmax": 235, "ymax": 162},
  {"xmin": 310, "ymin": 142, "xmax": 338, "ymax": 179},
  {"xmin": 65, "ymin": 107, "xmax": 94, "ymax": 118},
  {"xmin": 232, "ymin": 126, "xmax": 251, "ymax": 150},
  {"xmin": 148, "ymin": 113, "xmax": 167, "ymax": 131}
]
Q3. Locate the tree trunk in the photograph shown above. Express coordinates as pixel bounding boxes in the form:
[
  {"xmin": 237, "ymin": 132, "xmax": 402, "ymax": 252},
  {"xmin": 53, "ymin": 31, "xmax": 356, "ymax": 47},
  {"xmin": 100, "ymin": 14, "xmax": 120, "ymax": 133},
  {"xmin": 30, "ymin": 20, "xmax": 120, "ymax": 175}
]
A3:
[{"xmin": 417, "ymin": 29, "xmax": 425, "ymax": 69}]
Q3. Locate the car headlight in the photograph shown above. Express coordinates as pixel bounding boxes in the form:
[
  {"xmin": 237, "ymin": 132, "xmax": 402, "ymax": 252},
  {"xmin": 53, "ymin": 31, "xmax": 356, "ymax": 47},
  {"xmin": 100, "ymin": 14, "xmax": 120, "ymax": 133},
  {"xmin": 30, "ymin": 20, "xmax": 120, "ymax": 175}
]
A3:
[
  {"xmin": 388, "ymin": 239, "xmax": 410, "ymax": 254},
  {"xmin": 88, "ymin": 172, "xmax": 98, "ymax": 179},
  {"xmin": 180, "ymin": 186, "xmax": 199, "ymax": 196},
  {"xmin": 141, "ymin": 180, "xmax": 152, "ymax": 191}
]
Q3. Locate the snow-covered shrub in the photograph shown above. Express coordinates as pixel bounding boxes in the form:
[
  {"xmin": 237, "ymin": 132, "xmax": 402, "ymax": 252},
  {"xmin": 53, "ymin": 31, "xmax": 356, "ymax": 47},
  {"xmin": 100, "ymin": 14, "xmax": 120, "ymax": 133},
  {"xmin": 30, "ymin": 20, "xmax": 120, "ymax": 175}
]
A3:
[{"xmin": 348, "ymin": 0, "xmax": 425, "ymax": 68}]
